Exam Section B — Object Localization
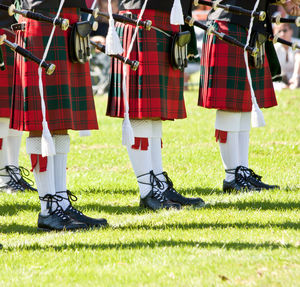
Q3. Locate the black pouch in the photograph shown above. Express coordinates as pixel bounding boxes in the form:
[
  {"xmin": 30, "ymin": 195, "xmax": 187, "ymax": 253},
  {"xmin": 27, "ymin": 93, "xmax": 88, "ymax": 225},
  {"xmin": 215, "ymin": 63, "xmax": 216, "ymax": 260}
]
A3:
[
  {"xmin": 170, "ymin": 31, "xmax": 191, "ymax": 71},
  {"xmin": 69, "ymin": 21, "xmax": 92, "ymax": 64},
  {"xmin": 249, "ymin": 32, "xmax": 267, "ymax": 69},
  {"xmin": 0, "ymin": 46, "xmax": 5, "ymax": 71},
  {"xmin": 265, "ymin": 40, "xmax": 282, "ymax": 82}
]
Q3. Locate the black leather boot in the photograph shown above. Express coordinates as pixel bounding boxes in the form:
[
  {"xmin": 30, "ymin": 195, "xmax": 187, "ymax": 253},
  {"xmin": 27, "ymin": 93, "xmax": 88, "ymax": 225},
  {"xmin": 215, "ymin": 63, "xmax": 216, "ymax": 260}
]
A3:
[
  {"xmin": 138, "ymin": 171, "xmax": 181, "ymax": 211},
  {"xmin": 38, "ymin": 194, "xmax": 87, "ymax": 231},
  {"xmin": 57, "ymin": 190, "xmax": 108, "ymax": 228},
  {"xmin": 0, "ymin": 165, "xmax": 37, "ymax": 192},
  {"xmin": 237, "ymin": 166, "xmax": 279, "ymax": 190},
  {"xmin": 160, "ymin": 172, "xmax": 205, "ymax": 207},
  {"xmin": 223, "ymin": 167, "xmax": 260, "ymax": 193}
]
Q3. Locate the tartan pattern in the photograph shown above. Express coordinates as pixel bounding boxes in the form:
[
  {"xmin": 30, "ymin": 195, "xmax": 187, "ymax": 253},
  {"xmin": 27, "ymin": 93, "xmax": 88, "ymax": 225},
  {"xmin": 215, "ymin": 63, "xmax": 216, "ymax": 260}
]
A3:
[
  {"xmin": 107, "ymin": 9, "xmax": 186, "ymax": 120},
  {"xmin": 0, "ymin": 29, "xmax": 14, "ymax": 118},
  {"xmin": 198, "ymin": 21, "xmax": 277, "ymax": 112},
  {"xmin": 10, "ymin": 8, "xmax": 98, "ymax": 131}
]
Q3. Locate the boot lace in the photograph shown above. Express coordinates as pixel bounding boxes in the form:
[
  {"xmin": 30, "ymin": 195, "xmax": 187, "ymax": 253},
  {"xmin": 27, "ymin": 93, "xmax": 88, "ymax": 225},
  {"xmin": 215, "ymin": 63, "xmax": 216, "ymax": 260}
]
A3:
[
  {"xmin": 56, "ymin": 190, "xmax": 83, "ymax": 215},
  {"xmin": 0, "ymin": 165, "xmax": 35, "ymax": 191},
  {"xmin": 225, "ymin": 166, "xmax": 254, "ymax": 189},
  {"xmin": 137, "ymin": 170, "xmax": 168, "ymax": 203},
  {"xmin": 39, "ymin": 194, "xmax": 68, "ymax": 220}
]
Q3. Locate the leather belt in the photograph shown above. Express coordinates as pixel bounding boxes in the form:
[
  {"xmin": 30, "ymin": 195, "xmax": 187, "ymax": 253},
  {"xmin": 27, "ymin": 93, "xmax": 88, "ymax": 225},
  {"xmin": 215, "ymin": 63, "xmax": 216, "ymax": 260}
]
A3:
[{"xmin": 11, "ymin": 22, "xmax": 26, "ymax": 32}]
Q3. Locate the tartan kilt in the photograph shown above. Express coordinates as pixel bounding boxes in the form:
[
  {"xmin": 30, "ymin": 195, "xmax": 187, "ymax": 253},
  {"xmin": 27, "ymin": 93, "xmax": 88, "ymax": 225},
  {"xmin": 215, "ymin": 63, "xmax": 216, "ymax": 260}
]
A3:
[
  {"xmin": 106, "ymin": 9, "xmax": 186, "ymax": 120},
  {"xmin": 10, "ymin": 8, "xmax": 98, "ymax": 131},
  {"xmin": 198, "ymin": 21, "xmax": 277, "ymax": 112},
  {"xmin": 0, "ymin": 29, "xmax": 15, "ymax": 118}
]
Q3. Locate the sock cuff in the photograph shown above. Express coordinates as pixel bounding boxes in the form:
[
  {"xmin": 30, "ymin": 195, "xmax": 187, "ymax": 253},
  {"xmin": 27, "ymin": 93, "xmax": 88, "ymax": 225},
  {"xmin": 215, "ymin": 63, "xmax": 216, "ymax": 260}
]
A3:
[
  {"xmin": 0, "ymin": 118, "xmax": 9, "ymax": 138},
  {"xmin": 26, "ymin": 137, "xmax": 42, "ymax": 155},
  {"xmin": 8, "ymin": 129, "xmax": 23, "ymax": 137},
  {"xmin": 53, "ymin": 135, "xmax": 70, "ymax": 154},
  {"xmin": 130, "ymin": 120, "xmax": 153, "ymax": 137}
]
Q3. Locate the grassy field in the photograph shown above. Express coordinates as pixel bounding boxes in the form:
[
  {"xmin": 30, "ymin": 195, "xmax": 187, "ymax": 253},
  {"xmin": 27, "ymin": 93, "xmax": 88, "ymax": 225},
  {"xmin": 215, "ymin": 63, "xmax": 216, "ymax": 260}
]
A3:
[{"xmin": 0, "ymin": 88, "xmax": 299, "ymax": 287}]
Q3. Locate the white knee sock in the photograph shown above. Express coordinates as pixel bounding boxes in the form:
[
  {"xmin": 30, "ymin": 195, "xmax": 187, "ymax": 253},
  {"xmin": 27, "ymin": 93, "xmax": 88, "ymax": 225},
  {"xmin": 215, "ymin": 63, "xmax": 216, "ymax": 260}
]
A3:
[
  {"xmin": 0, "ymin": 138, "xmax": 9, "ymax": 186},
  {"xmin": 150, "ymin": 137, "xmax": 164, "ymax": 179},
  {"xmin": 26, "ymin": 137, "xmax": 56, "ymax": 215},
  {"xmin": 127, "ymin": 120, "xmax": 153, "ymax": 198},
  {"xmin": 127, "ymin": 145, "xmax": 153, "ymax": 198},
  {"xmin": 239, "ymin": 131, "xmax": 250, "ymax": 168},
  {"xmin": 53, "ymin": 135, "xmax": 70, "ymax": 210},
  {"xmin": 0, "ymin": 119, "xmax": 10, "ymax": 186},
  {"xmin": 7, "ymin": 130, "xmax": 23, "ymax": 180},
  {"xmin": 219, "ymin": 132, "xmax": 239, "ymax": 182},
  {"xmin": 150, "ymin": 120, "xmax": 164, "ymax": 180},
  {"xmin": 215, "ymin": 111, "xmax": 251, "ymax": 181},
  {"xmin": 238, "ymin": 113, "xmax": 251, "ymax": 168}
]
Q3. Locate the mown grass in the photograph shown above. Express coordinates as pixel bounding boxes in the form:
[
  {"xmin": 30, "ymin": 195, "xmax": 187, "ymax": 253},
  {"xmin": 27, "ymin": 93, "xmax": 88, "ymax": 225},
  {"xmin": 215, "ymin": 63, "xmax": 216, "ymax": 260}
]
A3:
[{"xmin": 0, "ymin": 88, "xmax": 299, "ymax": 287}]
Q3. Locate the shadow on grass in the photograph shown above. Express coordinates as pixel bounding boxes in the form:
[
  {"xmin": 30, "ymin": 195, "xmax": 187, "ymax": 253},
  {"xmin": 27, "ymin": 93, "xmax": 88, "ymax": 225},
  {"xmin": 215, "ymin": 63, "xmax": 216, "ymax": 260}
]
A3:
[
  {"xmin": 4, "ymin": 240, "xmax": 296, "ymax": 251},
  {"xmin": 76, "ymin": 187, "xmax": 222, "ymax": 196},
  {"xmin": 206, "ymin": 200, "xmax": 300, "ymax": 211},
  {"xmin": 0, "ymin": 203, "xmax": 40, "ymax": 216},
  {"xmin": 176, "ymin": 187, "xmax": 223, "ymax": 196},
  {"xmin": 0, "ymin": 223, "xmax": 37, "ymax": 234},
  {"xmin": 1, "ymin": 220, "xmax": 299, "ymax": 234},
  {"xmin": 1, "ymin": 199, "xmax": 298, "ymax": 217},
  {"xmin": 115, "ymin": 221, "xmax": 300, "ymax": 230},
  {"xmin": 78, "ymin": 188, "xmax": 138, "ymax": 195}
]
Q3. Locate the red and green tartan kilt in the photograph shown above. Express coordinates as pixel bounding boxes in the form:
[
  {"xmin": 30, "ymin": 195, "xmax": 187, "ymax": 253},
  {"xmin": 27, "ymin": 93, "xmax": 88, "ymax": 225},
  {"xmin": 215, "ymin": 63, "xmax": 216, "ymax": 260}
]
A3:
[
  {"xmin": 10, "ymin": 8, "xmax": 98, "ymax": 131},
  {"xmin": 106, "ymin": 9, "xmax": 186, "ymax": 120},
  {"xmin": 198, "ymin": 21, "xmax": 277, "ymax": 112},
  {"xmin": 0, "ymin": 29, "xmax": 15, "ymax": 118}
]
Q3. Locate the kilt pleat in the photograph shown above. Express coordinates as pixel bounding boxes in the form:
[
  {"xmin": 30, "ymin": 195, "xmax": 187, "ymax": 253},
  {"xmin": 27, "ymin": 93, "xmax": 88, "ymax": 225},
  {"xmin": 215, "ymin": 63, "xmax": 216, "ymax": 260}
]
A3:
[
  {"xmin": 198, "ymin": 21, "xmax": 277, "ymax": 112},
  {"xmin": 10, "ymin": 8, "xmax": 98, "ymax": 131},
  {"xmin": 107, "ymin": 9, "xmax": 186, "ymax": 120},
  {"xmin": 0, "ymin": 29, "xmax": 14, "ymax": 118}
]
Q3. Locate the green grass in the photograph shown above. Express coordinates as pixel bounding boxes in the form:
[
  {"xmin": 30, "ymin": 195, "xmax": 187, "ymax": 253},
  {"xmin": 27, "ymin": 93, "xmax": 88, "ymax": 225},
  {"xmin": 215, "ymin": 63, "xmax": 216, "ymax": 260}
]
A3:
[{"xmin": 0, "ymin": 88, "xmax": 299, "ymax": 287}]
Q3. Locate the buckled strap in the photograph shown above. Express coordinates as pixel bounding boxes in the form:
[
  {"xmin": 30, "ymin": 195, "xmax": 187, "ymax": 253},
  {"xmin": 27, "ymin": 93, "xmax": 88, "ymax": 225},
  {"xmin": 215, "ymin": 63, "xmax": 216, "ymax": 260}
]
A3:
[
  {"xmin": 122, "ymin": 12, "xmax": 138, "ymax": 20},
  {"xmin": 11, "ymin": 22, "xmax": 26, "ymax": 32}
]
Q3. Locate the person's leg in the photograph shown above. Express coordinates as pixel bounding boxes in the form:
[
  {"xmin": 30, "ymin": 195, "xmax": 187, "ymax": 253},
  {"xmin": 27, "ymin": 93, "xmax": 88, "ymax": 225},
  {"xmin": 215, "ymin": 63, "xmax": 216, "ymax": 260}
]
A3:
[
  {"xmin": 127, "ymin": 120, "xmax": 153, "ymax": 199},
  {"xmin": 0, "ymin": 118, "xmax": 10, "ymax": 190},
  {"xmin": 238, "ymin": 113, "xmax": 251, "ymax": 168},
  {"xmin": 26, "ymin": 135, "xmax": 86, "ymax": 231},
  {"xmin": 53, "ymin": 132, "xmax": 107, "ymax": 228},
  {"xmin": 7, "ymin": 129, "xmax": 22, "ymax": 171},
  {"xmin": 150, "ymin": 121, "xmax": 204, "ymax": 206},
  {"xmin": 215, "ymin": 110, "xmax": 254, "ymax": 192},
  {"xmin": 128, "ymin": 120, "xmax": 180, "ymax": 210},
  {"xmin": 6, "ymin": 129, "xmax": 37, "ymax": 191},
  {"xmin": 150, "ymin": 121, "xmax": 164, "ymax": 183},
  {"xmin": 238, "ymin": 113, "xmax": 279, "ymax": 190}
]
